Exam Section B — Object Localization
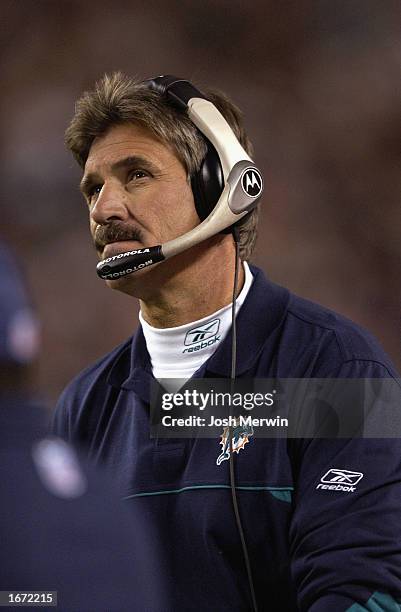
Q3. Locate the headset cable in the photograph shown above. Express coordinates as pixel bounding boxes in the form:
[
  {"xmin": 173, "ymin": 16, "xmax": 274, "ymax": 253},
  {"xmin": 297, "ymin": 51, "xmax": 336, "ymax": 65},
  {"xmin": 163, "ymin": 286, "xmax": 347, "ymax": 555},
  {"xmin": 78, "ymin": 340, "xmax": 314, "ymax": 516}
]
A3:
[{"xmin": 229, "ymin": 227, "xmax": 258, "ymax": 612}]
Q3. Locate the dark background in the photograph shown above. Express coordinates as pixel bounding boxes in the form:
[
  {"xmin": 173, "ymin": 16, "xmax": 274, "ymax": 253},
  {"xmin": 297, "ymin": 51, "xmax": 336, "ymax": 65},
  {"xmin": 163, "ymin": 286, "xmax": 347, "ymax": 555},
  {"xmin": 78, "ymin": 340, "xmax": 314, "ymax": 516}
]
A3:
[{"xmin": 2, "ymin": 0, "xmax": 400, "ymax": 402}]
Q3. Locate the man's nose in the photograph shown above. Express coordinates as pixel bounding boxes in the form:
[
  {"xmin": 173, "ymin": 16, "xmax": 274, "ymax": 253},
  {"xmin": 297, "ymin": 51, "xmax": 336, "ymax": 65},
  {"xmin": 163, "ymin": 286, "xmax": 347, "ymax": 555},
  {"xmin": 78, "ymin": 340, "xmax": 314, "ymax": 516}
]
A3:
[{"xmin": 90, "ymin": 182, "xmax": 129, "ymax": 225}]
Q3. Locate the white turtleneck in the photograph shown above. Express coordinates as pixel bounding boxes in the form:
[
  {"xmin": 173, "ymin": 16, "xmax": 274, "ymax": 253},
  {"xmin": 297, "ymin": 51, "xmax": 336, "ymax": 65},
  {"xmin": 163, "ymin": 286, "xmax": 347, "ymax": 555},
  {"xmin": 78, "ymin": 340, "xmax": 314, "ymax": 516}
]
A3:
[{"xmin": 140, "ymin": 262, "xmax": 253, "ymax": 385}]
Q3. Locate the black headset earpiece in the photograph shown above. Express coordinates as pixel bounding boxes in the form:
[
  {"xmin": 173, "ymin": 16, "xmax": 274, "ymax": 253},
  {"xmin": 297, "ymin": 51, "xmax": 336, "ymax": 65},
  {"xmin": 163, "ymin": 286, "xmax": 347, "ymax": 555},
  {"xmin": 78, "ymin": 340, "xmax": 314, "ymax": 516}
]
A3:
[
  {"xmin": 190, "ymin": 140, "xmax": 224, "ymax": 223},
  {"xmin": 144, "ymin": 75, "xmax": 225, "ymax": 224}
]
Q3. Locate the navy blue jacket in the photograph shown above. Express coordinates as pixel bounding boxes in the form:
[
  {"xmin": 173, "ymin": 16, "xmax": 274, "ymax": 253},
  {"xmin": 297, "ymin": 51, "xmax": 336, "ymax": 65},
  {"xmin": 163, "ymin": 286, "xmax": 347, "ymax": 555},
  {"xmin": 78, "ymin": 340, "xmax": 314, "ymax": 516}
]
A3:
[
  {"xmin": 1, "ymin": 394, "xmax": 162, "ymax": 611},
  {"xmin": 53, "ymin": 266, "xmax": 401, "ymax": 611}
]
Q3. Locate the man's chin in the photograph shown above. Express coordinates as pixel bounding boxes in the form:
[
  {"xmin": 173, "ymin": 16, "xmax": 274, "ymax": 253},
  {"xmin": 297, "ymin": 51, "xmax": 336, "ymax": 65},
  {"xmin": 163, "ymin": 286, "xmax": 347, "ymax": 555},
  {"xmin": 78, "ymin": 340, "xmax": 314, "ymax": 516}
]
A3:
[{"xmin": 103, "ymin": 263, "xmax": 156, "ymax": 296}]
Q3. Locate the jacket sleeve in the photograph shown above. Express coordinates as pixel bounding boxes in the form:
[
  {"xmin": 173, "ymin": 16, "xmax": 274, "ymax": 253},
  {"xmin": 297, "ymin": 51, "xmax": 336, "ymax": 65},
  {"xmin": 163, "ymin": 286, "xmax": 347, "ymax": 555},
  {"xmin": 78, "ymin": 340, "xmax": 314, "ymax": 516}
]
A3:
[
  {"xmin": 51, "ymin": 387, "xmax": 72, "ymax": 441},
  {"xmin": 288, "ymin": 359, "xmax": 401, "ymax": 611}
]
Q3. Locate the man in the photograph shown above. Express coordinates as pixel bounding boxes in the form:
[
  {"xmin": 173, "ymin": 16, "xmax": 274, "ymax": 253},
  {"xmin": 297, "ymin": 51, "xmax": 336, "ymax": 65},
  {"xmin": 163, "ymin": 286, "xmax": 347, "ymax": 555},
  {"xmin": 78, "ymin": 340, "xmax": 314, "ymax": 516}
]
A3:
[
  {"xmin": 0, "ymin": 240, "xmax": 162, "ymax": 611},
  {"xmin": 53, "ymin": 73, "xmax": 401, "ymax": 611}
]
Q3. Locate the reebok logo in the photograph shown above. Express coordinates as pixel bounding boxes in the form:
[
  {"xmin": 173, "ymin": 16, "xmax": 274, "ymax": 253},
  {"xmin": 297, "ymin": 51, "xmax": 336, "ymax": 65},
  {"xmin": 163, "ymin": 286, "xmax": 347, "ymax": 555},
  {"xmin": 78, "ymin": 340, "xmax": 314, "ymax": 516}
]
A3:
[
  {"xmin": 184, "ymin": 319, "xmax": 220, "ymax": 345},
  {"xmin": 183, "ymin": 319, "xmax": 220, "ymax": 353},
  {"xmin": 316, "ymin": 468, "xmax": 363, "ymax": 493}
]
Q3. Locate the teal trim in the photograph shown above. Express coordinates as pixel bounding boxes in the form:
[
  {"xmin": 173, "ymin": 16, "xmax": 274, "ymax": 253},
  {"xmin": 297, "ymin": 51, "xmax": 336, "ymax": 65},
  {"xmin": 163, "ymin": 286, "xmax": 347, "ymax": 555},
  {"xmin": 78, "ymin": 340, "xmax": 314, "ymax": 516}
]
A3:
[
  {"xmin": 270, "ymin": 490, "xmax": 292, "ymax": 503},
  {"xmin": 346, "ymin": 592, "xmax": 401, "ymax": 611},
  {"xmin": 123, "ymin": 484, "xmax": 294, "ymax": 502}
]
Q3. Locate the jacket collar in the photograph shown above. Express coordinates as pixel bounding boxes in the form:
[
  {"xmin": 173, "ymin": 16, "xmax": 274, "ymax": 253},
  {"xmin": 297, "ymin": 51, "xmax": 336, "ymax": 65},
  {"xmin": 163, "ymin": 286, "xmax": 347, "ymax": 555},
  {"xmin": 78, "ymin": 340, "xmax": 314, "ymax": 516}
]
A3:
[
  {"xmin": 200, "ymin": 265, "xmax": 289, "ymax": 377},
  {"xmin": 107, "ymin": 265, "xmax": 290, "ymax": 396}
]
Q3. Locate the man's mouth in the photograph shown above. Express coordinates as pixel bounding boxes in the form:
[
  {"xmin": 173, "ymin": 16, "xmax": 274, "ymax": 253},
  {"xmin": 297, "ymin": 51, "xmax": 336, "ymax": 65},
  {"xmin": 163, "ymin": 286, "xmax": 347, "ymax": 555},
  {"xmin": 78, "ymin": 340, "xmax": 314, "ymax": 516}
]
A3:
[
  {"xmin": 102, "ymin": 240, "xmax": 143, "ymax": 259},
  {"xmin": 94, "ymin": 222, "xmax": 144, "ymax": 259}
]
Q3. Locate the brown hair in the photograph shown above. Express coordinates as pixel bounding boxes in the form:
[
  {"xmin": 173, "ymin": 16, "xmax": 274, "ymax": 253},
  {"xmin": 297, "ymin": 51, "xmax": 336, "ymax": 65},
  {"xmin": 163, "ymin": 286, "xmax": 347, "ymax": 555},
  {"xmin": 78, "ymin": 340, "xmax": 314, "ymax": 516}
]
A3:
[{"xmin": 65, "ymin": 72, "xmax": 259, "ymax": 260}]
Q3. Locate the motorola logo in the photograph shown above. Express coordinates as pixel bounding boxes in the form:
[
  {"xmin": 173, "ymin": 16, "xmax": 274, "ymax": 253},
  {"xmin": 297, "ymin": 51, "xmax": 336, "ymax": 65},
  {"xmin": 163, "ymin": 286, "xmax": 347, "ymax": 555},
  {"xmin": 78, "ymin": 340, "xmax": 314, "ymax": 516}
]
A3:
[{"xmin": 241, "ymin": 168, "xmax": 263, "ymax": 198}]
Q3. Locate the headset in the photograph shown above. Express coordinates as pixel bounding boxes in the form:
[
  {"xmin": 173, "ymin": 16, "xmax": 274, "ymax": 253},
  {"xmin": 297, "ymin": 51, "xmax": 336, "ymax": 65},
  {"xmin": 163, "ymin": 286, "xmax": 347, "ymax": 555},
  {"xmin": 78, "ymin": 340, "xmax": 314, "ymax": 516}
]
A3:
[{"xmin": 96, "ymin": 75, "xmax": 263, "ymax": 280}]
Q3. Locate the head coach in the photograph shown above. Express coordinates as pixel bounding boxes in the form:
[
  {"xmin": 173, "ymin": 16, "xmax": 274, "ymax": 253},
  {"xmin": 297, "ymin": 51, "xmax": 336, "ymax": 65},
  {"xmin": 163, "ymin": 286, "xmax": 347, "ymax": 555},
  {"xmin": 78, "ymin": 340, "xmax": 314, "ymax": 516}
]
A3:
[{"xmin": 52, "ymin": 73, "xmax": 401, "ymax": 611}]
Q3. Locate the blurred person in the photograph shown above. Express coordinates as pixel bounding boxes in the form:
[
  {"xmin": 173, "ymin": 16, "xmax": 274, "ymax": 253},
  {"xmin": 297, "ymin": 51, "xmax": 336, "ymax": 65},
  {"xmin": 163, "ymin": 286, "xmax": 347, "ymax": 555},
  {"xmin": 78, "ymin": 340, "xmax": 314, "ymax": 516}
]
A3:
[
  {"xmin": 0, "ymin": 240, "xmax": 162, "ymax": 611},
  {"xmin": 53, "ymin": 73, "xmax": 401, "ymax": 611}
]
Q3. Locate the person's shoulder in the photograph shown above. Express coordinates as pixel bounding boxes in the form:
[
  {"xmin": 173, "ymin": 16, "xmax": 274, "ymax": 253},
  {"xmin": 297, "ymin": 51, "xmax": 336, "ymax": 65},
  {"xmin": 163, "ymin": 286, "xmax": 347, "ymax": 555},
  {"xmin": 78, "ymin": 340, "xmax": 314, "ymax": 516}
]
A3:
[
  {"xmin": 286, "ymin": 290, "xmax": 397, "ymax": 373},
  {"xmin": 52, "ymin": 335, "xmax": 134, "ymax": 441},
  {"xmin": 247, "ymin": 265, "xmax": 397, "ymax": 376},
  {"xmin": 61, "ymin": 335, "xmax": 133, "ymax": 398}
]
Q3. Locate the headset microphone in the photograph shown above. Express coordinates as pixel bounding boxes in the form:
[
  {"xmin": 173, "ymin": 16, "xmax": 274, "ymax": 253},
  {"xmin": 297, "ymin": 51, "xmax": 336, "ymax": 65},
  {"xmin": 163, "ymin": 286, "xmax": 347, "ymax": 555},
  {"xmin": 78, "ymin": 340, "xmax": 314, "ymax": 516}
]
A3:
[{"xmin": 96, "ymin": 76, "xmax": 263, "ymax": 280}]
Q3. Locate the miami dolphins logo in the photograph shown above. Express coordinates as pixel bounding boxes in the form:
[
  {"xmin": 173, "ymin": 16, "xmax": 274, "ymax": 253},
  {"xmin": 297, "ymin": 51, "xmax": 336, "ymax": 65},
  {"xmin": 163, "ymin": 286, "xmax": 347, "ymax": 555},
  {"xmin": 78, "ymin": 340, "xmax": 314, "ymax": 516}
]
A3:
[{"xmin": 216, "ymin": 421, "xmax": 254, "ymax": 466}]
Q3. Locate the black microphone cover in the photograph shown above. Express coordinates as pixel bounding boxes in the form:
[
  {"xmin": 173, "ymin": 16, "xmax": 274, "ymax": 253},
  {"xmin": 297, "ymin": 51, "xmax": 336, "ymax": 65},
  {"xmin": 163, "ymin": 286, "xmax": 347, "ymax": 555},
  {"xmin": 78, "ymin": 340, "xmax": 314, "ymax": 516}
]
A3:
[{"xmin": 96, "ymin": 246, "xmax": 164, "ymax": 280}]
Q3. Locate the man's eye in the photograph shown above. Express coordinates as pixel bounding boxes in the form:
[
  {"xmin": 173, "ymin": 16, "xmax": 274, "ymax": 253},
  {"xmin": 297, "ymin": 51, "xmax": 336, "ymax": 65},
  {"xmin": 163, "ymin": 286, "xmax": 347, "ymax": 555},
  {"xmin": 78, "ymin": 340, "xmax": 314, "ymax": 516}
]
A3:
[
  {"xmin": 89, "ymin": 185, "xmax": 102, "ymax": 197},
  {"xmin": 86, "ymin": 185, "xmax": 102, "ymax": 204},
  {"xmin": 128, "ymin": 170, "xmax": 148, "ymax": 181}
]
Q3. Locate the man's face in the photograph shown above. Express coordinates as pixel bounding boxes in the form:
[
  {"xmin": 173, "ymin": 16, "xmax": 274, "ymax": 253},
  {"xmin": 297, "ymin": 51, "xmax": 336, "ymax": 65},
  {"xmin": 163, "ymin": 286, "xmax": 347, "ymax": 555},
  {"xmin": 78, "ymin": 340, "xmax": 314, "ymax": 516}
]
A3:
[{"xmin": 81, "ymin": 123, "xmax": 199, "ymax": 294}]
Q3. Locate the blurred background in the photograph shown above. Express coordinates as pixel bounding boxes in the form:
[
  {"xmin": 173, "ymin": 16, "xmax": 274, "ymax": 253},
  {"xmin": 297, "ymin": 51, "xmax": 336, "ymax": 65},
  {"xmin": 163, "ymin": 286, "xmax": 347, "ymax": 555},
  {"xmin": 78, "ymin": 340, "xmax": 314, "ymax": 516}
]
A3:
[{"xmin": 1, "ymin": 0, "xmax": 400, "ymax": 403}]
